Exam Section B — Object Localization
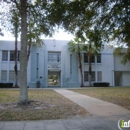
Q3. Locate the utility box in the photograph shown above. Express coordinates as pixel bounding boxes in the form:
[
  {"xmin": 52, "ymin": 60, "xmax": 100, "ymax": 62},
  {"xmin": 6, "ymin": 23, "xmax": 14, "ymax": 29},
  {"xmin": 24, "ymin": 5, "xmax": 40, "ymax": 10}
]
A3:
[{"xmin": 36, "ymin": 80, "xmax": 40, "ymax": 88}]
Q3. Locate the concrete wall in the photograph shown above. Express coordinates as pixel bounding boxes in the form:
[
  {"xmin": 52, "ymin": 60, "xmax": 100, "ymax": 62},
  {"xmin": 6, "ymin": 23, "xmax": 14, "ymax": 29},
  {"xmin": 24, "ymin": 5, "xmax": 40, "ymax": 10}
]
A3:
[
  {"xmin": 114, "ymin": 55, "xmax": 130, "ymax": 71},
  {"xmin": 83, "ymin": 46, "xmax": 115, "ymax": 86},
  {"xmin": 122, "ymin": 72, "xmax": 130, "ymax": 86},
  {"xmin": 0, "ymin": 40, "xmax": 130, "ymax": 87}
]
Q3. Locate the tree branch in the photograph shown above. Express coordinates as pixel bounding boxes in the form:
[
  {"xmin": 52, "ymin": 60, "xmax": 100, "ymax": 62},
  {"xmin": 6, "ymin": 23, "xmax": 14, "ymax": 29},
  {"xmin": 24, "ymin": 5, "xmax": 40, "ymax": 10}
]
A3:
[{"xmin": 11, "ymin": 0, "xmax": 21, "ymax": 11}]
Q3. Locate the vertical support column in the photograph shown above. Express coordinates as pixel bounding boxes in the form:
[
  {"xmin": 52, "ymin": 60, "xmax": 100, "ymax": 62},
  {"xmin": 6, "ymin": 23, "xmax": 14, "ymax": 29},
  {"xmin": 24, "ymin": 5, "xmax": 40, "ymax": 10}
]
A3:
[
  {"xmin": 43, "ymin": 45, "xmax": 48, "ymax": 88},
  {"xmin": 7, "ymin": 50, "xmax": 10, "ymax": 83},
  {"xmin": 0, "ymin": 50, "xmax": 2, "ymax": 82}
]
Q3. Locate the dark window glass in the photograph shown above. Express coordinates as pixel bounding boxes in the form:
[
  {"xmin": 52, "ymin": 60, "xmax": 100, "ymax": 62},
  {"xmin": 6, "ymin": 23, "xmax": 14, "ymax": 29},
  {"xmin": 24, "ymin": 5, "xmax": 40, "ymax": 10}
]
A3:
[
  {"xmin": 84, "ymin": 53, "xmax": 88, "ymax": 63},
  {"xmin": 97, "ymin": 71, "xmax": 102, "ymax": 81},
  {"xmin": 2, "ymin": 51, "xmax": 8, "ymax": 61},
  {"xmin": 10, "ymin": 51, "xmax": 15, "ymax": 61},
  {"xmin": 92, "ymin": 71, "xmax": 95, "ymax": 81},
  {"xmin": 91, "ymin": 54, "xmax": 95, "ymax": 63},
  {"xmin": 97, "ymin": 54, "xmax": 101, "ymax": 63},
  {"xmin": 84, "ymin": 71, "xmax": 89, "ymax": 81}
]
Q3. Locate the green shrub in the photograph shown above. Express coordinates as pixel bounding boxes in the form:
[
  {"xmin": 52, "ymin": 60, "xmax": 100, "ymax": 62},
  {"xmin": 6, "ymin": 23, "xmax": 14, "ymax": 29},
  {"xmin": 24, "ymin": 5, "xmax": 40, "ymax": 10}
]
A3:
[
  {"xmin": 0, "ymin": 83, "xmax": 13, "ymax": 88},
  {"xmin": 93, "ymin": 82, "xmax": 109, "ymax": 87}
]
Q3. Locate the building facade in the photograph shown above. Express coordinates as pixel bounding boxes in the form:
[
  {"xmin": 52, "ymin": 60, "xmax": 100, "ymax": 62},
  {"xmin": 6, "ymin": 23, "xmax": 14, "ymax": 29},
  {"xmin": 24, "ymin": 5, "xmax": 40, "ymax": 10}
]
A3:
[{"xmin": 0, "ymin": 40, "xmax": 130, "ymax": 88}]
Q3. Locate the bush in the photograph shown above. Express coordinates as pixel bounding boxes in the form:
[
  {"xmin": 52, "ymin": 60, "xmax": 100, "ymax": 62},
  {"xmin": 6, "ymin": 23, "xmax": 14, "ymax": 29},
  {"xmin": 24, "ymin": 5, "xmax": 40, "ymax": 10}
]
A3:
[
  {"xmin": 93, "ymin": 82, "xmax": 110, "ymax": 87},
  {"xmin": 0, "ymin": 83, "xmax": 13, "ymax": 88}
]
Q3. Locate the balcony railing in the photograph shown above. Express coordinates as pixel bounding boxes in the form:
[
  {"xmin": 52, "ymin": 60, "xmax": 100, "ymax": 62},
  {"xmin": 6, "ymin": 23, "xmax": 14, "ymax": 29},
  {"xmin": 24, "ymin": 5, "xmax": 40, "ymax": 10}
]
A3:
[{"xmin": 48, "ymin": 63, "xmax": 61, "ymax": 71}]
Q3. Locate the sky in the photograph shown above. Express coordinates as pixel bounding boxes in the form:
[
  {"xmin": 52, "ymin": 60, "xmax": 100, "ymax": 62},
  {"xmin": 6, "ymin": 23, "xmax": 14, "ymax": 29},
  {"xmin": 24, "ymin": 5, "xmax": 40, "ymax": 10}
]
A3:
[
  {"xmin": 0, "ymin": 1, "xmax": 74, "ymax": 41},
  {"xmin": 0, "ymin": 29, "xmax": 74, "ymax": 41}
]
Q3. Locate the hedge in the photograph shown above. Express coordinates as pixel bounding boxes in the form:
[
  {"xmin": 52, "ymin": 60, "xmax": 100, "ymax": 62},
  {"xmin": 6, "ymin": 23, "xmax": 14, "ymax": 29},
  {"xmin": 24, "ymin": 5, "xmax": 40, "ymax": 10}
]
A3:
[
  {"xmin": 0, "ymin": 83, "xmax": 13, "ymax": 88},
  {"xmin": 93, "ymin": 82, "xmax": 110, "ymax": 87}
]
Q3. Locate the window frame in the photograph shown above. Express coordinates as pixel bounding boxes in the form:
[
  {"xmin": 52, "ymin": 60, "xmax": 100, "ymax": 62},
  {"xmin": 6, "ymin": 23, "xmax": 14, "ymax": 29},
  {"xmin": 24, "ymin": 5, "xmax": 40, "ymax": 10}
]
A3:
[
  {"xmin": 84, "ymin": 71, "xmax": 89, "ymax": 81},
  {"xmin": 2, "ymin": 50, "xmax": 8, "ymax": 61},
  {"xmin": 9, "ymin": 70, "xmax": 15, "ymax": 82},
  {"xmin": 84, "ymin": 71, "xmax": 95, "ymax": 82},
  {"xmin": 97, "ymin": 71, "xmax": 102, "ymax": 81},
  {"xmin": 97, "ymin": 54, "xmax": 101, "ymax": 63},
  {"xmin": 84, "ymin": 53, "xmax": 88, "ymax": 63},
  {"xmin": 1, "ymin": 70, "xmax": 7, "ymax": 82},
  {"xmin": 91, "ymin": 71, "xmax": 95, "ymax": 81},
  {"xmin": 48, "ymin": 52, "xmax": 61, "ymax": 63},
  {"xmin": 91, "ymin": 54, "xmax": 95, "ymax": 63},
  {"xmin": 10, "ymin": 51, "xmax": 15, "ymax": 61},
  {"xmin": 84, "ymin": 53, "xmax": 95, "ymax": 63}
]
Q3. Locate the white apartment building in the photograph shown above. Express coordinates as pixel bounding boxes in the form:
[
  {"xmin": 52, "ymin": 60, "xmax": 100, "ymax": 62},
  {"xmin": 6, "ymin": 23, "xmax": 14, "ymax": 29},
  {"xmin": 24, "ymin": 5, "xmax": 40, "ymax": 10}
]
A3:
[{"xmin": 0, "ymin": 40, "xmax": 130, "ymax": 88}]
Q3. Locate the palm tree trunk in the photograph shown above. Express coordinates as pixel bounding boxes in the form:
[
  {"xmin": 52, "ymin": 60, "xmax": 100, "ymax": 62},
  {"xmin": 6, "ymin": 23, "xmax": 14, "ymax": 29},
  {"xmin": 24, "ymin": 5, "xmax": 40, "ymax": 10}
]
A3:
[
  {"xmin": 88, "ymin": 43, "xmax": 92, "ymax": 87},
  {"xmin": 14, "ymin": 20, "xmax": 18, "ymax": 88},
  {"xmin": 78, "ymin": 52, "xmax": 84, "ymax": 87},
  {"xmin": 88, "ymin": 53, "xmax": 92, "ymax": 86},
  {"xmin": 19, "ymin": 0, "xmax": 28, "ymax": 104}
]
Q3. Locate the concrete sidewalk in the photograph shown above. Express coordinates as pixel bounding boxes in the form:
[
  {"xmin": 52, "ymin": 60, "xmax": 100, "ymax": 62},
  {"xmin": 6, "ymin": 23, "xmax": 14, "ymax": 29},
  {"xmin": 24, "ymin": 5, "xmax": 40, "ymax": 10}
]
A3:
[
  {"xmin": 54, "ymin": 89, "xmax": 130, "ymax": 117},
  {"xmin": 1, "ymin": 115, "xmax": 130, "ymax": 130}
]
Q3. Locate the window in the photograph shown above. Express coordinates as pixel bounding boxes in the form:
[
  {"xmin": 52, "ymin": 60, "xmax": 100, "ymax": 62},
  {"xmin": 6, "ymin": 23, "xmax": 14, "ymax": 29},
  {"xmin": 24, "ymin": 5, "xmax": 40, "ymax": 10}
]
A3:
[
  {"xmin": 2, "ymin": 51, "xmax": 8, "ymax": 61},
  {"xmin": 92, "ymin": 71, "xmax": 95, "ymax": 81},
  {"xmin": 18, "ymin": 51, "xmax": 20, "ymax": 61},
  {"xmin": 48, "ymin": 52, "xmax": 61, "ymax": 62},
  {"xmin": 97, "ymin": 54, "xmax": 101, "ymax": 63},
  {"xmin": 9, "ymin": 70, "xmax": 15, "ymax": 82},
  {"xmin": 91, "ymin": 54, "xmax": 95, "ymax": 63},
  {"xmin": 10, "ymin": 51, "xmax": 20, "ymax": 61},
  {"xmin": 1, "ymin": 70, "xmax": 7, "ymax": 82},
  {"xmin": 10, "ymin": 51, "xmax": 15, "ymax": 61},
  {"xmin": 97, "ymin": 71, "xmax": 102, "ymax": 81},
  {"xmin": 84, "ymin": 53, "xmax": 88, "ymax": 63},
  {"xmin": 36, "ymin": 53, "xmax": 39, "ymax": 78},
  {"xmin": 9, "ymin": 70, "xmax": 20, "ymax": 82},
  {"xmin": 84, "ymin": 53, "xmax": 95, "ymax": 63},
  {"xmin": 84, "ymin": 71, "xmax": 95, "ymax": 81},
  {"xmin": 84, "ymin": 71, "xmax": 89, "ymax": 81}
]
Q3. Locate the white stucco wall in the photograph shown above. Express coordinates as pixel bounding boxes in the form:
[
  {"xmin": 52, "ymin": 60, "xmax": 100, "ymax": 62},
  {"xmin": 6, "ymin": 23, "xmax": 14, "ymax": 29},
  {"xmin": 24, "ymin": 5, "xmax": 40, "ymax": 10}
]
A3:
[
  {"xmin": 122, "ymin": 72, "xmax": 130, "ymax": 86},
  {"xmin": 114, "ymin": 55, "xmax": 130, "ymax": 71},
  {"xmin": 0, "ymin": 40, "xmax": 129, "ymax": 87}
]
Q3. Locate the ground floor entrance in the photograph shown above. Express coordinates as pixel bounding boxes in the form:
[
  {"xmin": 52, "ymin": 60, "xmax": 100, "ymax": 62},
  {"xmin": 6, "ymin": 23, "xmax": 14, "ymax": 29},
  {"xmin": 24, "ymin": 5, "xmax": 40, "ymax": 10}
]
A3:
[
  {"xmin": 115, "ymin": 71, "xmax": 130, "ymax": 86},
  {"xmin": 48, "ymin": 71, "xmax": 61, "ymax": 87}
]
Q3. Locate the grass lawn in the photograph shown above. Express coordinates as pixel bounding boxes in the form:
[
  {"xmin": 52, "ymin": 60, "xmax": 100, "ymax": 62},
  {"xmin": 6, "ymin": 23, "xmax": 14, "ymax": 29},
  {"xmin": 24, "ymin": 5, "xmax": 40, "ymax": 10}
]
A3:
[
  {"xmin": 0, "ymin": 89, "xmax": 88, "ymax": 121},
  {"xmin": 69, "ymin": 87, "xmax": 130, "ymax": 110}
]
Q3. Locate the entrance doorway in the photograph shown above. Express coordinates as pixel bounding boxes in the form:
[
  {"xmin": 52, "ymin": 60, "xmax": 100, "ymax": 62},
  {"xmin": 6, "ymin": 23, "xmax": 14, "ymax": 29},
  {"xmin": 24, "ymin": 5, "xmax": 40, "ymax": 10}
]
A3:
[
  {"xmin": 115, "ymin": 71, "xmax": 122, "ymax": 86},
  {"xmin": 48, "ymin": 71, "xmax": 60, "ymax": 87}
]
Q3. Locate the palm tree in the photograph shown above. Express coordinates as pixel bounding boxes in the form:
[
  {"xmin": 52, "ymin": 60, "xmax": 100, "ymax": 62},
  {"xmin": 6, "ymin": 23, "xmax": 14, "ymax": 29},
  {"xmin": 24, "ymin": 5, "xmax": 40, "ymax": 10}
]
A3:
[
  {"xmin": 11, "ymin": 9, "xmax": 20, "ymax": 88},
  {"xmin": 82, "ymin": 27, "xmax": 103, "ymax": 86},
  {"xmin": 68, "ymin": 37, "xmax": 84, "ymax": 87},
  {"xmin": 82, "ymin": 43, "xmax": 102, "ymax": 86}
]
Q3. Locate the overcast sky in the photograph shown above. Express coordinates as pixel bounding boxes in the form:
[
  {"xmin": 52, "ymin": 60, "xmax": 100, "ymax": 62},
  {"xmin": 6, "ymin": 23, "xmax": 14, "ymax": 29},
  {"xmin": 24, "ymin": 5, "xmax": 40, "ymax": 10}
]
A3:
[{"xmin": 0, "ymin": 29, "xmax": 74, "ymax": 41}]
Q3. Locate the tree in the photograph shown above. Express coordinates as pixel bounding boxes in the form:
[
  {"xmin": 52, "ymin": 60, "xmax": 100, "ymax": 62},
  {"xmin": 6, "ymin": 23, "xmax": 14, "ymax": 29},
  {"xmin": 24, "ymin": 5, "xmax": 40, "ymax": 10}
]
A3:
[
  {"xmin": 9, "ymin": 7, "xmax": 21, "ymax": 88},
  {"xmin": 91, "ymin": 0, "xmax": 130, "ymax": 63},
  {"xmin": 18, "ymin": 0, "xmax": 28, "ymax": 104},
  {"xmin": 0, "ymin": 0, "xmax": 64, "ymax": 104},
  {"xmin": 114, "ymin": 47, "xmax": 130, "ymax": 65},
  {"xmin": 49, "ymin": 0, "xmax": 130, "ymax": 64},
  {"xmin": 68, "ymin": 37, "xmax": 84, "ymax": 87},
  {"xmin": 82, "ymin": 27, "xmax": 103, "ymax": 86},
  {"xmin": 0, "ymin": 28, "xmax": 3, "ymax": 36},
  {"xmin": 0, "ymin": 0, "xmax": 28, "ymax": 103}
]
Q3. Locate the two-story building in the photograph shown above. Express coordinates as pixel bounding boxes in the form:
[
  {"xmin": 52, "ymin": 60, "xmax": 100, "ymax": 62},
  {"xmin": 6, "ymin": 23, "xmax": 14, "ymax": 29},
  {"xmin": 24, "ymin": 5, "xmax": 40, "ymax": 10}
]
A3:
[{"xmin": 0, "ymin": 40, "xmax": 130, "ymax": 88}]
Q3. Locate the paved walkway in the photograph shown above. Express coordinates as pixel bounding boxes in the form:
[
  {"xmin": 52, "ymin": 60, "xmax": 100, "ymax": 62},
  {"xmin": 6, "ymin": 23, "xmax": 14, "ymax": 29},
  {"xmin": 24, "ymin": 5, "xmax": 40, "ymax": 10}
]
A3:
[
  {"xmin": 0, "ymin": 89, "xmax": 130, "ymax": 130},
  {"xmin": 1, "ymin": 115, "xmax": 130, "ymax": 130},
  {"xmin": 54, "ymin": 89, "xmax": 130, "ymax": 117}
]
